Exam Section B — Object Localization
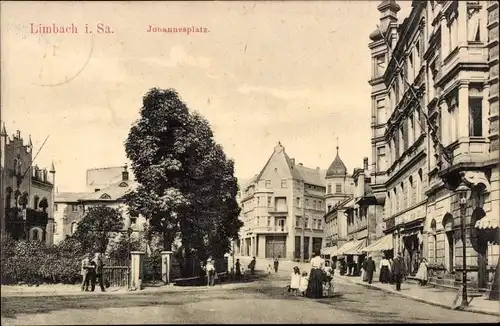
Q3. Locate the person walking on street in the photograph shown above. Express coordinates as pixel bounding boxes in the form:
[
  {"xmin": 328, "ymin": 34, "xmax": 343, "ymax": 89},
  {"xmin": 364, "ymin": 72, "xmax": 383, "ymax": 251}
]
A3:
[
  {"xmin": 379, "ymin": 255, "xmax": 392, "ymax": 284},
  {"xmin": 365, "ymin": 255, "xmax": 376, "ymax": 284},
  {"xmin": 415, "ymin": 258, "xmax": 429, "ymax": 286},
  {"xmin": 273, "ymin": 257, "xmax": 280, "ymax": 273},
  {"xmin": 248, "ymin": 257, "xmax": 256, "ymax": 276},
  {"xmin": 392, "ymin": 252, "xmax": 406, "ymax": 291},
  {"xmin": 361, "ymin": 257, "xmax": 368, "ymax": 282},
  {"xmin": 80, "ymin": 253, "xmax": 92, "ymax": 291},
  {"xmin": 91, "ymin": 253, "xmax": 106, "ymax": 292},
  {"xmin": 305, "ymin": 250, "xmax": 326, "ymax": 298}
]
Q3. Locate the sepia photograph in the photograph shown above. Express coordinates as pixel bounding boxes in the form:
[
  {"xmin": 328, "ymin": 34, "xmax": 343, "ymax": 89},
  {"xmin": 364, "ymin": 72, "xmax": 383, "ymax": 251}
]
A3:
[{"xmin": 0, "ymin": 0, "xmax": 499, "ymax": 324}]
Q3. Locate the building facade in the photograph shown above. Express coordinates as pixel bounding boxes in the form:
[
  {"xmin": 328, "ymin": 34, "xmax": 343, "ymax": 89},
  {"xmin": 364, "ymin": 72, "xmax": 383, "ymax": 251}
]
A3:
[
  {"xmin": 54, "ymin": 165, "xmax": 146, "ymax": 245},
  {"xmin": 369, "ymin": 0, "xmax": 499, "ymax": 290},
  {"xmin": 237, "ymin": 143, "xmax": 326, "ymax": 261},
  {"xmin": 1, "ymin": 128, "xmax": 55, "ymax": 244}
]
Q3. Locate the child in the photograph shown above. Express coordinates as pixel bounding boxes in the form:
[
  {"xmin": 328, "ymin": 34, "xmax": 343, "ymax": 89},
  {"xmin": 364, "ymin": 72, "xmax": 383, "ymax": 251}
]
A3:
[
  {"xmin": 299, "ymin": 271, "xmax": 309, "ymax": 296},
  {"xmin": 290, "ymin": 266, "xmax": 301, "ymax": 296},
  {"xmin": 267, "ymin": 264, "xmax": 273, "ymax": 275}
]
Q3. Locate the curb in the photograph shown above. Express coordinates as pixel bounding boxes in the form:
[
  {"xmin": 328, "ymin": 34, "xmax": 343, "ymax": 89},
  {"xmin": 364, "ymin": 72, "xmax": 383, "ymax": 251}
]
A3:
[{"xmin": 335, "ymin": 275, "xmax": 500, "ymax": 317}]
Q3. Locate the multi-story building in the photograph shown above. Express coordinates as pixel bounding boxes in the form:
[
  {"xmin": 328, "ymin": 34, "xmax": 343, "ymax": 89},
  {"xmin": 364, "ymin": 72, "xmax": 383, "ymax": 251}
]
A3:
[
  {"xmin": 1, "ymin": 128, "xmax": 55, "ymax": 244},
  {"xmin": 237, "ymin": 142, "xmax": 326, "ymax": 261},
  {"xmin": 322, "ymin": 145, "xmax": 354, "ymax": 254},
  {"xmin": 54, "ymin": 165, "xmax": 146, "ymax": 245},
  {"xmin": 369, "ymin": 0, "xmax": 499, "ymax": 290}
]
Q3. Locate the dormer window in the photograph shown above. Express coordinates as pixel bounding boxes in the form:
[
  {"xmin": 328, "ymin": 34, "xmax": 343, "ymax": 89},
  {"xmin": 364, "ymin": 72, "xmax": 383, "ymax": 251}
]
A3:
[
  {"xmin": 100, "ymin": 193, "xmax": 111, "ymax": 200},
  {"xmin": 118, "ymin": 182, "xmax": 128, "ymax": 188}
]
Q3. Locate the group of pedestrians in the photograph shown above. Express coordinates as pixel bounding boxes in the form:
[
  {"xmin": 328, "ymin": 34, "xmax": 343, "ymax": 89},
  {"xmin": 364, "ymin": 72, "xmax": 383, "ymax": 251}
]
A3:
[
  {"xmin": 360, "ymin": 252, "xmax": 428, "ymax": 291},
  {"xmin": 289, "ymin": 250, "xmax": 334, "ymax": 299},
  {"xmin": 80, "ymin": 252, "xmax": 106, "ymax": 292}
]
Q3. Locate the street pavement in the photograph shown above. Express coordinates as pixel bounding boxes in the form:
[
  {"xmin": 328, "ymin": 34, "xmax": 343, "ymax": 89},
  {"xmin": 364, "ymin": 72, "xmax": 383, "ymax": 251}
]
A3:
[{"xmin": 2, "ymin": 265, "xmax": 499, "ymax": 324}]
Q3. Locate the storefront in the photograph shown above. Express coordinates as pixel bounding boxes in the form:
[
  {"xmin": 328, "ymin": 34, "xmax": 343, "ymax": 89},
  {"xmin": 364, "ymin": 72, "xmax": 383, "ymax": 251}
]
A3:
[
  {"xmin": 332, "ymin": 239, "xmax": 366, "ymax": 275},
  {"xmin": 474, "ymin": 213, "xmax": 499, "ymax": 300}
]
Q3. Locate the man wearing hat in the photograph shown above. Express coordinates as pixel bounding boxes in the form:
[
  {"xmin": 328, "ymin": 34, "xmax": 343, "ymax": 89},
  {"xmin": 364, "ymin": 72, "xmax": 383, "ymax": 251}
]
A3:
[
  {"xmin": 392, "ymin": 252, "xmax": 406, "ymax": 291},
  {"xmin": 205, "ymin": 258, "xmax": 216, "ymax": 287}
]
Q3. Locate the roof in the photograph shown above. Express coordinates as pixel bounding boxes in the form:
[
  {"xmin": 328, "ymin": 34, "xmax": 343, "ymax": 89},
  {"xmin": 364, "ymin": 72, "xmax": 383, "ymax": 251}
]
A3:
[
  {"xmin": 294, "ymin": 165, "xmax": 325, "ymax": 187},
  {"xmin": 55, "ymin": 192, "xmax": 90, "ymax": 203},
  {"xmin": 326, "ymin": 147, "xmax": 348, "ymax": 178},
  {"xmin": 78, "ymin": 180, "xmax": 138, "ymax": 201},
  {"xmin": 86, "ymin": 166, "xmax": 124, "ymax": 187}
]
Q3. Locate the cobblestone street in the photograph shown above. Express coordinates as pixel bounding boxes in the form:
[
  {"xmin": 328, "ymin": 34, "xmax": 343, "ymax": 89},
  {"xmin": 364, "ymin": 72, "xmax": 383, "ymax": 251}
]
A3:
[{"xmin": 2, "ymin": 270, "xmax": 498, "ymax": 325}]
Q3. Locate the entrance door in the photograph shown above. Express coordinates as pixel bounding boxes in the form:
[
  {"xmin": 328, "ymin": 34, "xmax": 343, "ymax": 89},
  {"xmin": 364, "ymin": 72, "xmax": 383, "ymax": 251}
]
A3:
[{"xmin": 266, "ymin": 236, "xmax": 286, "ymax": 258}]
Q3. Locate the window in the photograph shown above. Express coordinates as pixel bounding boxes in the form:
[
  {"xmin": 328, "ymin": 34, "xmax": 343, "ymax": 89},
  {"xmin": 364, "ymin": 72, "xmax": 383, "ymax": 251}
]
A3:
[
  {"xmin": 267, "ymin": 216, "xmax": 271, "ymax": 226},
  {"xmin": 335, "ymin": 184, "xmax": 342, "ymax": 194},
  {"xmin": 467, "ymin": 8, "xmax": 481, "ymax": 42},
  {"xmin": 53, "ymin": 222, "xmax": 57, "ymax": 234},
  {"xmin": 305, "ymin": 218, "xmax": 309, "ymax": 228},
  {"xmin": 267, "ymin": 197, "xmax": 272, "ymax": 207},
  {"xmin": 54, "ymin": 204, "xmax": 58, "ymax": 212},
  {"xmin": 327, "ymin": 184, "xmax": 332, "ymax": 194},
  {"xmin": 71, "ymin": 222, "xmax": 77, "ymax": 234},
  {"xmin": 33, "ymin": 196, "xmax": 40, "ymax": 210},
  {"xmin": 318, "ymin": 219, "xmax": 322, "ymax": 229},
  {"xmin": 265, "ymin": 180, "xmax": 271, "ymax": 188},
  {"xmin": 296, "ymin": 216, "xmax": 301, "ymax": 227},
  {"xmin": 376, "ymin": 98, "xmax": 386, "ymax": 124},
  {"xmin": 281, "ymin": 179, "xmax": 287, "ymax": 188},
  {"xmin": 469, "ymin": 98, "xmax": 483, "ymax": 136},
  {"xmin": 313, "ymin": 200, "xmax": 317, "ymax": 210},
  {"xmin": 71, "ymin": 204, "xmax": 78, "ymax": 212},
  {"xmin": 394, "ymin": 134, "xmax": 400, "ymax": 159},
  {"xmin": 328, "ymin": 205, "xmax": 332, "ymax": 212},
  {"xmin": 401, "ymin": 123, "xmax": 409, "ymax": 152},
  {"xmin": 377, "ymin": 147, "xmax": 386, "ymax": 172},
  {"xmin": 296, "ymin": 197, "xmax": 301, "ymax": 208},
  {"xmin": 375, "ymin": 54, "xmax": 386, "ymax": 76},
  {"xmin": 305, "ymin": 199, "xmax": 309, "ymax": 208}
]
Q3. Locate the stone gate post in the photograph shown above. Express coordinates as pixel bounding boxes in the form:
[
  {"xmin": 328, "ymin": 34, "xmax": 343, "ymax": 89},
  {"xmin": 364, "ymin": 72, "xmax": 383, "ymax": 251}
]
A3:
[
  {"xmin": 161, "ymin": 251, "xmax": 173, "ymax": 285},
  {"xmin": 130, "ymin": 251, "xmax": 145, "ymax": 290}
]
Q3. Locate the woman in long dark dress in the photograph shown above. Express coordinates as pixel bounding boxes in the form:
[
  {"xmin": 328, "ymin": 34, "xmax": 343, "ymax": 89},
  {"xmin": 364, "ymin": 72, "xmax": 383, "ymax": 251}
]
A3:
[{"xmin": 305, "ymin": 250, "xmax": 325, "ymax": 298}]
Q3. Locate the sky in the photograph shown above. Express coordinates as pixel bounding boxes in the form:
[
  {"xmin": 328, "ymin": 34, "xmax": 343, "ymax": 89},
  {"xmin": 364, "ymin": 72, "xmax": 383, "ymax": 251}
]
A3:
[{"xmin": 1, "ymin": 1, "xmax": 412, "ymax": 192}]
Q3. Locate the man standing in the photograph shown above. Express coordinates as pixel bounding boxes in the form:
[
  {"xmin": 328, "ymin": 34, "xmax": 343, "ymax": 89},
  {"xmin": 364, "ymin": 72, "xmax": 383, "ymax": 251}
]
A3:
[
  {"xmin": 80, "ymin": 253, "xmax": 91, "ymax": 291},
  {"xmin": 205, "ymin": 258, "xmax": 216, "ymax": 287},
  {"xmin": 91, "ymin": 253, "xmax": 106, "ymax": 292},
  {"xmin": 248, "ymin": 256, "xmax": 256, "ymax": 276},
  {"xmin": 392, "ymin": 252, "xmax": 406, "ymax": 291},
  {"xmin": 273, "ymin": 257, "xmax": 279, "ymax": 273},
  {"xmin": 365, "ymin": 255, "xmax": 376, "ymax": 284}
]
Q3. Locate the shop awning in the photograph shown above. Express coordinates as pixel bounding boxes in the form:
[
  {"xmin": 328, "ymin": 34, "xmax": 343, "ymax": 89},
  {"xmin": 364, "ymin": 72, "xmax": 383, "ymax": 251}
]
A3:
[
  {"xmin": 321, "ymin": 246, "xmax": 338, "ymax": 255},
  {"xmin": 363, "ymin": 234, "xmax": 393, "ymax": 252},
  {"xmin": 475, "ymin": 215, "xmax": 499, "ymax": 230},
  {"xmin": 333, "ymin": 239, "xmax": 365, "ymax": 256}
]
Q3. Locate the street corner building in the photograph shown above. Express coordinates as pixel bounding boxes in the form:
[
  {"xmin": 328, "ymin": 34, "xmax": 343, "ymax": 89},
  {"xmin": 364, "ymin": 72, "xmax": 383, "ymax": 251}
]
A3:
[
  {"xmin": 235, "ymin": 142, "xmax": 330, "ymax": 261},
  {"xmin": 0, "ymin": 127, "xmax": 56, "ymax": 245},
  {"xmin": 53, "ymin": 165, "xmax": 147, "ymax": 246},
  {"xmin": 366, "ymin": 0, "xmax": 499, "ymax": 295}
]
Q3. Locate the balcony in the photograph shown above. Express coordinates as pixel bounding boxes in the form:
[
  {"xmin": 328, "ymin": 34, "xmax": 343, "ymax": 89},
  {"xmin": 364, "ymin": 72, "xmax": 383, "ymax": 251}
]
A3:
[
  {"xmin": 251, "ymin": 226, "xmax": 288, "ymax": 234},
  {"xmin": 268, "ymin": 206, "xmax": 288, "ymax": 214},
  {"xmin": 6, "ymin": 207, "xmax": 49, "ymax": 226}
]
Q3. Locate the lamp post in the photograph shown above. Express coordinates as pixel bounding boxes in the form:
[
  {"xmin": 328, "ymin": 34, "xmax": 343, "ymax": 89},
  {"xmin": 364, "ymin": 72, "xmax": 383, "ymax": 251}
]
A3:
[{"xmin": 456, "ymin": 181, "xmax": 470, "ymax": 308}]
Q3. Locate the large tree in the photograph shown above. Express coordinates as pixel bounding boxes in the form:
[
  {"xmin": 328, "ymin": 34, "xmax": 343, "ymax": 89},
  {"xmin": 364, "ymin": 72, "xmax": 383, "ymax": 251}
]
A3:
[
  {"xmin": 124, "ymin": 88, "xmax": 242, "ymax": 259},
  {"xmin": 70, "ymin": 205, "xmax": 124, "ymax": 254}
]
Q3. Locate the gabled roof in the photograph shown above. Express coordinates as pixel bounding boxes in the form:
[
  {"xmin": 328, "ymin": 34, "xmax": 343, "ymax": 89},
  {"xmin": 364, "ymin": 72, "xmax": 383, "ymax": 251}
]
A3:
[
  {"xmin": 295, "ymin": 165, "xmax": 326, "ymax": 187},
  {"xmin": 55, "ymin": 192, "xmax": 90, "ymax": 203},
  {"xmin": 326, "ymin": 147, "xmax": 348, "ymax": 178},
  {"xmin": 86, "ymin": 166, "xmax": 124, "ymax": 187},
  {"xmin": 78, "ymin": 180, "xmax": 138, "ymax": 202},
  {"xmin": 254, "ymin": 142, "xmax": 325, "ymax": 187}
]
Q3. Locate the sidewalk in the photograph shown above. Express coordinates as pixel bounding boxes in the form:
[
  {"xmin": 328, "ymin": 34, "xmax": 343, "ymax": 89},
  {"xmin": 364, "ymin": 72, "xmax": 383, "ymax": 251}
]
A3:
[{"xmin": 335, "ymin": 273, "xmax": 500, "ymax": 317}]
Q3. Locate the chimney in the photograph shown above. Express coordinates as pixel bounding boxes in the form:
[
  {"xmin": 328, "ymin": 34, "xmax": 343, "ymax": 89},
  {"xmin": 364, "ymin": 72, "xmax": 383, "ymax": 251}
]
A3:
[
  {"xmin": 299, "ymin": 163, "xmax": 303, "ymax": 166},
  {"xmin": 363, "ymin": 157, "xmax": 369, "ymax": 171},
  {"xmin": 290, "ymin": 158, "xmax": 295, "ymax": 165},
  {"xmin": 316, "ymin": 167, "xmax": 320, "ymax": 170},
  {"xmin": 122, "ymin": 164, "xmax": 129, "ymax": 181}
]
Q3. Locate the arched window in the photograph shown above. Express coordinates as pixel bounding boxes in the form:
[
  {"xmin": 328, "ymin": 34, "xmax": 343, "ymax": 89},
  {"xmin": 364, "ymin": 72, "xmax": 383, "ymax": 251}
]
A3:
[
  {"xmin": 29, "ymin": 227, "xmax": 43, "ymax": 242},
  {"xmin": 71, "ymin": 222, "xmax": 77, "ymax": 234},
  {"xmin": 417, "ymin": 169, "xmax": 423, "ymax": 203},
  {"xmin": 393, "ymin": 188, "xmax": 398, "ymax": 213},
  {"xmin": 39, "ymin": 198, "xmax": 49, "ymax": 212},
  {"xmin": 429, "ymin": 218, "xmax": 437, "ymax": 263},
  {"xmin": 53, "ymin": 222, "xmax": 58, "ymax": 234},
  {"xmin": 33, "ymin": 196, "xmax": 40, "ymax": 210},
  {"xmin": 400, "ymin": 182, "xmax": 405, "ymax": 210},
  {"xmin": 13, "ymin": 159, "xmax": 18, "ymax": 175},
  {"xmin": 443, "ymin": 213, "xmax": 454, "ymax": 272},
  {"xmin": 409, "ymin": 176, "xmax": 414, "ymax": 206},
  {"xmin": 386, "ymin": 191, "xmax": 391, "ymax": 216}
]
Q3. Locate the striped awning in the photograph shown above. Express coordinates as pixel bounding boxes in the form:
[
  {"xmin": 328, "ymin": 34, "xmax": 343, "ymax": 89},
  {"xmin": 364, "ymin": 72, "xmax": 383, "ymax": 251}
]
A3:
[
  {"xmin": 475, "ymin": 215, "xmax": 499, "ymax": 230},
  {"xmin": 321, "ymin": 246, "xmax": 338, "ymax": 255},
  {"xmin": 363, "ymin": 234, "xmax": 393, "ymax": 252},
  {"xmin": 333, "ymin": 239, "xmax": 365, "ymax": 256}
]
